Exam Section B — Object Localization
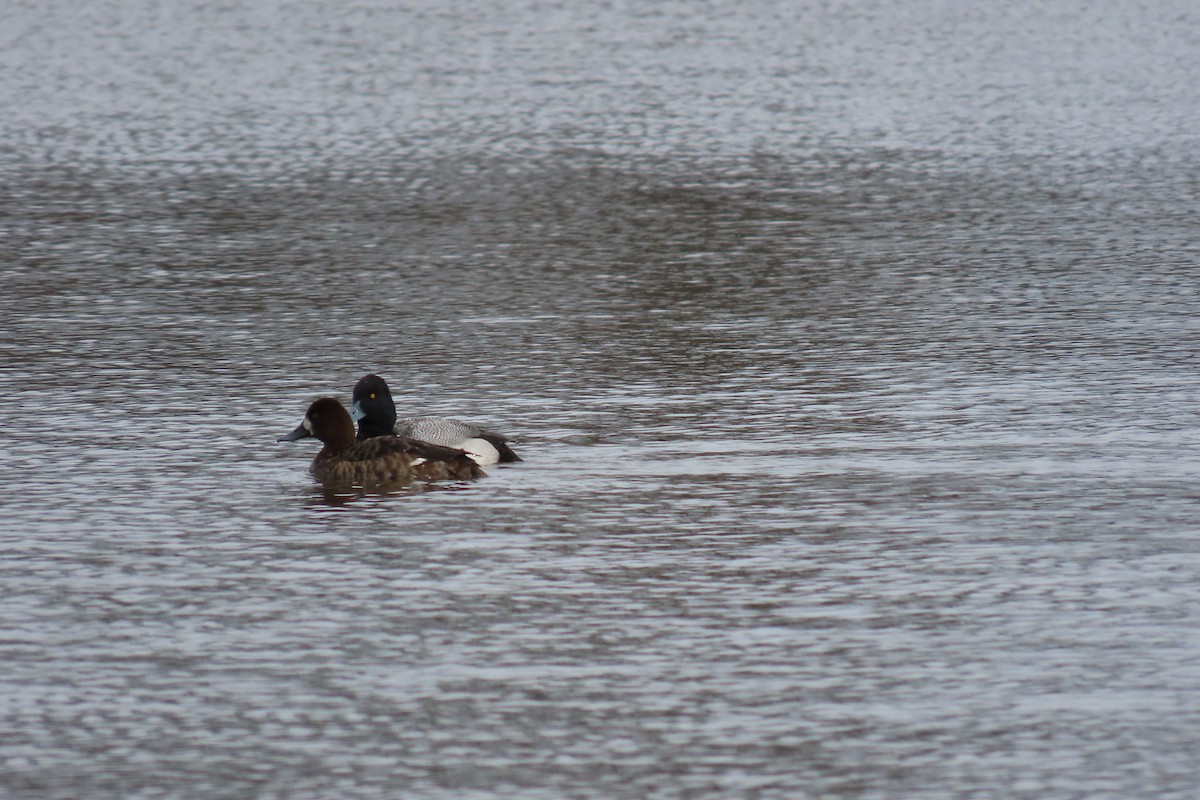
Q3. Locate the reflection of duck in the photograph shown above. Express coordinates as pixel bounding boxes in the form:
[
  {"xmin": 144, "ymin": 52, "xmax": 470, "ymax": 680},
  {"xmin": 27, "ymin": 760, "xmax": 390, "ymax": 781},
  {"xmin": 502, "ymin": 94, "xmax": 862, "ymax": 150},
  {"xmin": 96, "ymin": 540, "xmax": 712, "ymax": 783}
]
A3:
[
  {"xmin": 350, "ymin": 374, "xmax": 522, "ymax": 466},
  {"xmin": 279, "ymin": 397, "xmax": 484, "ymax": 486}
]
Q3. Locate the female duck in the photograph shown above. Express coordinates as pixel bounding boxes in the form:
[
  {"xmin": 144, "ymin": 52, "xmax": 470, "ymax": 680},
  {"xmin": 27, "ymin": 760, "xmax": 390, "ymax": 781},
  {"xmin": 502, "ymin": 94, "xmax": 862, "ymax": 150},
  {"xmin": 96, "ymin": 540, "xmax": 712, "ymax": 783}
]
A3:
[
  {"xmin": 350, "ymin": 374, "xmax": 521, "ymax": 466},
  {"xmin": 280, "ymin": 397, "xmax": 483, "ymax": 486}
]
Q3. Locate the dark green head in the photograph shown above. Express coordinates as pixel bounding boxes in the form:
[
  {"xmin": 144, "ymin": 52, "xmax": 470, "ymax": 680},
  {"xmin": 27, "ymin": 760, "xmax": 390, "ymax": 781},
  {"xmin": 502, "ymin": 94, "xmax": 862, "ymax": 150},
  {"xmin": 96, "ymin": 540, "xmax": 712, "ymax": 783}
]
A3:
[{"xmin": 350, "ymin": 373, "xmax": 398, "ymax": 440}]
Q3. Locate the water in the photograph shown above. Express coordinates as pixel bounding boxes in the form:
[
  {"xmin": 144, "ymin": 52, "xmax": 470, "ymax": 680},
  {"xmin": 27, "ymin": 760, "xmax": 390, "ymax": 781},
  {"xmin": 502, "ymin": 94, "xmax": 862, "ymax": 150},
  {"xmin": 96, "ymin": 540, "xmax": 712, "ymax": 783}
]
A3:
[{"xmin": 3, "ymin": 1, "xmax": 1200, "ymax": 798}]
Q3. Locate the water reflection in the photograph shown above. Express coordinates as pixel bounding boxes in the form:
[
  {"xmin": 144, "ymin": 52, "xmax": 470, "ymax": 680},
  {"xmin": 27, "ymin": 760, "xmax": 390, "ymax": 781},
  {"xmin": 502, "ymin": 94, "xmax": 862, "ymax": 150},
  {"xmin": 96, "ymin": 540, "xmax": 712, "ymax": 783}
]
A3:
[{"xmin": 303, "ymin": 480, "xmax": 485, "ymax": 509}]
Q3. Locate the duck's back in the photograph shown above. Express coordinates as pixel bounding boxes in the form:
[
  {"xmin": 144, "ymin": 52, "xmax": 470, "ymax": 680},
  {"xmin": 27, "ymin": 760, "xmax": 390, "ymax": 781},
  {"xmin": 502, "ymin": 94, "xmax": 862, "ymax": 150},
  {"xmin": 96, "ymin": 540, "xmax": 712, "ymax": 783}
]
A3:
[
  {"xmin": 394, "ymin": 416, "xmax": 521, "ymax": 465},
  {"xmin": 312, "ymin": 435, "xmax": 483, "ymax": 485},
  {"xmin": 393, "ymin": 416, "xmax": 488, "ymax": 443}
]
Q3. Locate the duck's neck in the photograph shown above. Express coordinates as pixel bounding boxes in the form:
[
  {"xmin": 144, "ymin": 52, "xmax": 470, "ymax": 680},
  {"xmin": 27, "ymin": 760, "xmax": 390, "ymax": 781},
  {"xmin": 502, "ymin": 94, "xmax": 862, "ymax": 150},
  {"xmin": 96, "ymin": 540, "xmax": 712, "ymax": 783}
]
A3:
[
  {"xmin": 321, "ymin": 424, "xmax": 358, "ymax": 455},
  {"xmin": 356, "ymin": 414, "xmax": 397, "ymax": 441}
]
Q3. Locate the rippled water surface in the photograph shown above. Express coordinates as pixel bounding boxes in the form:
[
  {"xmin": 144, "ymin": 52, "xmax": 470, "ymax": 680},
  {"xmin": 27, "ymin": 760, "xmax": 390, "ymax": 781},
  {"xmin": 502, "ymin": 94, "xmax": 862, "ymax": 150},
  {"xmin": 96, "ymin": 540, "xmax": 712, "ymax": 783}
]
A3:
[{"xmin": 3, "ymin": 1, "xmax": 1200, "ymax": 798}]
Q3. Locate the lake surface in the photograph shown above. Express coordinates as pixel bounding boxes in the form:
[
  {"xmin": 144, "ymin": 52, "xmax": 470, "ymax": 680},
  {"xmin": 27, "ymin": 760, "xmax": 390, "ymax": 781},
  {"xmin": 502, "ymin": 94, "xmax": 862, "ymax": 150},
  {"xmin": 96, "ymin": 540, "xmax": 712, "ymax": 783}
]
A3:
[{"xmin": 3, "ymin": 1, "xmax": 1200, "ymax": 798}]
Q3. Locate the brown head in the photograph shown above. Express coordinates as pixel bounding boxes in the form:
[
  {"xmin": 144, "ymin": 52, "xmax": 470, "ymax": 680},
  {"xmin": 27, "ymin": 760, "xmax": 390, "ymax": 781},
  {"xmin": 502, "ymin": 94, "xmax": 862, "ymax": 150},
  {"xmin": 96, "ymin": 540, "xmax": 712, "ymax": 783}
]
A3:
[{"xmin": 278, "ymin": 397, "xmax": 357, "ymax": 455}]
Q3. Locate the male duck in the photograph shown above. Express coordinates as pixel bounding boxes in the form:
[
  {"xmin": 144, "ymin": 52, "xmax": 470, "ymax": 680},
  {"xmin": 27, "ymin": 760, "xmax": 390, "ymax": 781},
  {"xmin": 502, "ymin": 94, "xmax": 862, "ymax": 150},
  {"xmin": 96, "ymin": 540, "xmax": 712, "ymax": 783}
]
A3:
[
  {"xmin": 350, "ymin": 374, "xmax": 522, "ymax": 466},
  {"xmin": 280, "ymin": 397, "xmax": 484, "ymax": 486}
]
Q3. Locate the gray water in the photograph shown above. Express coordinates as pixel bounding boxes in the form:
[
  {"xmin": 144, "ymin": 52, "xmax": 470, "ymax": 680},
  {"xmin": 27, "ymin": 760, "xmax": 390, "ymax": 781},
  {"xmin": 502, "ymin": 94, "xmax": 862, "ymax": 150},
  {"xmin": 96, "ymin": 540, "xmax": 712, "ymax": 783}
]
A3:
[{"xmin": 3, "ymin": 1, "xmax": 1200, "ymax": 798}]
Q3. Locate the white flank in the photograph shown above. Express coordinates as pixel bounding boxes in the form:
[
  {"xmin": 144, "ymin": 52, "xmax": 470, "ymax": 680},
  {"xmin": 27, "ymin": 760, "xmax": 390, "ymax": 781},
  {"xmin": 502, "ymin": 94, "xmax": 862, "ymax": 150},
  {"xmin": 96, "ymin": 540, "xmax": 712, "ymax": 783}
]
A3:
[{"xmin": 461, "ymin": 438, "xmax": 501, "ymax": 466}]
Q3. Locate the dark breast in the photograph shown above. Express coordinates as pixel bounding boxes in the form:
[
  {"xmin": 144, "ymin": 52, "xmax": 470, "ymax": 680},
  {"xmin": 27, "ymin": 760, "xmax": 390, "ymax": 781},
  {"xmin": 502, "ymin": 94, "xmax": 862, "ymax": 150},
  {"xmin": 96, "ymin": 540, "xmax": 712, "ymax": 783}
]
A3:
[{"xmin": 311, "ymin": 436, "xmax": 484, "ymax": 485}]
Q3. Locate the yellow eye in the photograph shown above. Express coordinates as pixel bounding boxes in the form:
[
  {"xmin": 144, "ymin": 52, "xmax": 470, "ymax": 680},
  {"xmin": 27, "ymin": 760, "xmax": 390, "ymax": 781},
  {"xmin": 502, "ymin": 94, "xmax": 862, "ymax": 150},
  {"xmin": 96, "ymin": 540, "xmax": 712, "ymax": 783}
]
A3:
[{"xmin": 370, "ymin": 393, "xmax": 376, "ymax": 399}]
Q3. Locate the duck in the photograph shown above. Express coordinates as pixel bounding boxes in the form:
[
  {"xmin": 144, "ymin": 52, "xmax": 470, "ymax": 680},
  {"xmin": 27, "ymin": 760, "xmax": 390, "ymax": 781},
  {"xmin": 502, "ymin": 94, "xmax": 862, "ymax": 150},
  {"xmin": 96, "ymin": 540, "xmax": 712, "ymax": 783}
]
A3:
[
  {"xmin": 350, "ymin": 374, "xmax": 522, "ymax": 466},
  {"xmin": 279, "ymin": 397, "xmax": 484, "ymax": 486}
]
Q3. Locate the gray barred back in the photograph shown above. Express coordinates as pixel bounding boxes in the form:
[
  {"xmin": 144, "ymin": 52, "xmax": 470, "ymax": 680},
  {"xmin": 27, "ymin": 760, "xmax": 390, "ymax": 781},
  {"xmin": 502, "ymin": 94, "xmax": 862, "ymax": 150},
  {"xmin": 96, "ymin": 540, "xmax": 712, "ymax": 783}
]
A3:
[{"xmin": 394, "ymin": 416, "xmax": 490, "ymax": 447}]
